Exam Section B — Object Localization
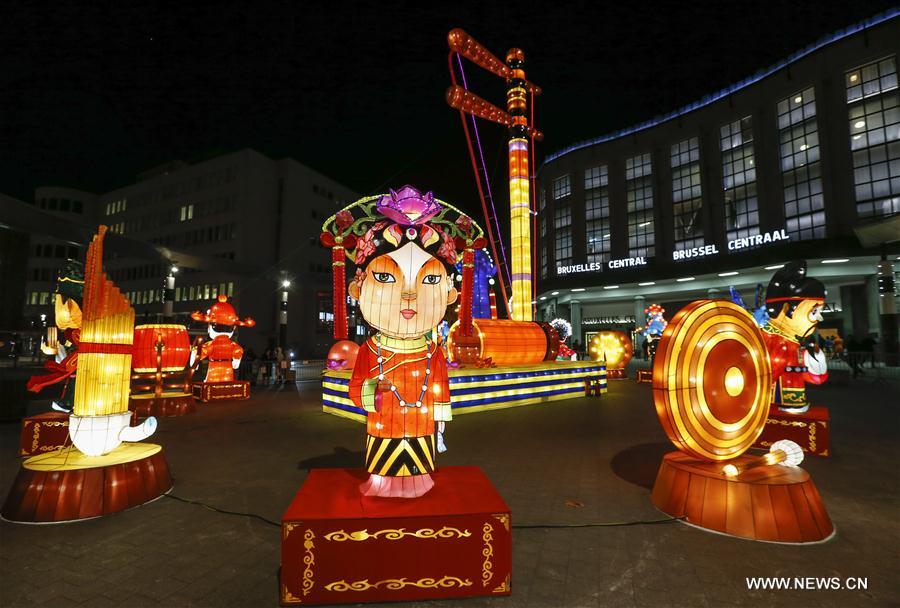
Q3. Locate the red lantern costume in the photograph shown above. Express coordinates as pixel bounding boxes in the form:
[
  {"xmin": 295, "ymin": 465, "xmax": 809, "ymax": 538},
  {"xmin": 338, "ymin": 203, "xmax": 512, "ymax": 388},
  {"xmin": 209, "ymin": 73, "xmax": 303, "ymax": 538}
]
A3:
[
  {"xmin": 191, "ymin": 295, "xmax": 255, "ymax": 384},
  {"xmin": 349, "ymin": 335, "xmax": 451, "ymax": 478},
  {"xmin": 763, "ymin": 328, "xmax": 827, "ymax": 410}
]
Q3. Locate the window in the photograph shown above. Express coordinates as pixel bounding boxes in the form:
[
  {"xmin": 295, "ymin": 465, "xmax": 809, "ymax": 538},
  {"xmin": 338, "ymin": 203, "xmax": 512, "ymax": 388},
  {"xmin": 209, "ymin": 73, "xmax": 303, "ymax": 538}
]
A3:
[
  {"xmin": 72, "ymin": 200, "xmax": 83, "ymax": 213},
  {"xmin": 59, "ymin": 199, "xmax": 70, "ymax": 212},
  {"xmin": 721, "ymin": 117, "xmax": 759, "ymax": 242},
  {"xmin": 540, "ymin": 189, "xmax": 548, "ymax": 278},
  {"xmin": 671, "ymin": 137, "xmax": 704, "ymax": 250},
  {"xmin": 317, "ymin": 294, "xmax": 333, "ymax": 334},
  {"xmin": 552, "ymin": 174, "xmax": 571, "ymax": 200},
  {"xmin": 48, "ymin": 198, "xmax": 58, "ymax": 211},
  {"xmin": 180, "ymin": 204, "xmax": 194, "ymax": 221},
  {"xmin": 584, "ymin": 165, "xmax": 610, "ymax": 264},
  {"xmin": 626, "ymin": 153, "xmax": 654, "ymax": 257},
  {"xmin": 778, "ymin": 87, "xmax": 825, "ymax": 240},
  {"xmin": 554, "ymin": 206, "xmax": 572, "ymax": 267},
  {"xmin": 847, "ymin": 56, "xmax": 899, "ymax": 219}
]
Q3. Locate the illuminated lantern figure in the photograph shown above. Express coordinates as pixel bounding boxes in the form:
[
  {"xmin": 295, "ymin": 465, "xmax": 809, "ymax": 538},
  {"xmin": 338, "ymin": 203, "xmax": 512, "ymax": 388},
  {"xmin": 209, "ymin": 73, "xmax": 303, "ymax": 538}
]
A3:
[
  {"xmin": 323, "ymin": 186, "xmax": 474, "ymax": 498},
  {"xmin": 26, "ymin": 260, "xmax": 85, "ymax": 413},
  {"xmin": 589, "ymin": 331, "xmax": 633, "ymax": 379},
  {"xmin": 650, "ymin": 299, "xmax": 833, "ymax": 542},
  {"xmin": 550, "ymin": 318, "xmax": 576, "ymax": 360},
  {"xmin": 3, "ymin": 226, "xmax": 171, "ymax": 523},
  {"xmin": 638, "ymin": 304, "xmax": 667, "ymax": 361},
  {"xmin": 761, "ymin": 261, "xmax": 827, "ymax": 414},
  {"xmin": 190, "ymin": 295, "xmax": 256, "ymax": 384}
]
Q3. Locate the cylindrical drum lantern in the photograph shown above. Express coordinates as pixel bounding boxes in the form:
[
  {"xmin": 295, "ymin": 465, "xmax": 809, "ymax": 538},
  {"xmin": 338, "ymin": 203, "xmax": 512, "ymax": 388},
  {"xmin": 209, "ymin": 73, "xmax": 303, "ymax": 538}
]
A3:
[
  {"xmin": 447, "ymin": 318, "xmax": 559, "ymax": 365},
  {"xmin": 133, "ymin": 324, "xmax": 191, "ymax": 373}
]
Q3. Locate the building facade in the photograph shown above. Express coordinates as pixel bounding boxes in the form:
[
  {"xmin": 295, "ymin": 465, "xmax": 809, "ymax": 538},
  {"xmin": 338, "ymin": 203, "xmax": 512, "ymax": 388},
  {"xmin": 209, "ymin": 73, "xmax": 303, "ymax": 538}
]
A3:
[
  {"xmin": 536, "ymin": 12, "xmax": 899, "ymax": 350},
  {"xmin": 17, "ymin": 149, "xmax": 360, "ymax": 357}
]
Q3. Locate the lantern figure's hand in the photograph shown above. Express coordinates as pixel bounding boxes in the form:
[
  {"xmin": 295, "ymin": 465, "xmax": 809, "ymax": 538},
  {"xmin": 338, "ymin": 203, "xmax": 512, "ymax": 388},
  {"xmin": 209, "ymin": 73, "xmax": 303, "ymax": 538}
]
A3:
[
  {"xmin": 805, "ymin": 348, "xmax": 827, "ymax": 376},
  {"xmin": 376, "ymin": 379, "xmax": 392, "ymax": 392},
  {"xmin": 437, "ymin": 421, "xmax": 447, "ymax": 453},
  {"xmin": 40, "ymin": 338, "xmax": 58, "ymax": 357}
]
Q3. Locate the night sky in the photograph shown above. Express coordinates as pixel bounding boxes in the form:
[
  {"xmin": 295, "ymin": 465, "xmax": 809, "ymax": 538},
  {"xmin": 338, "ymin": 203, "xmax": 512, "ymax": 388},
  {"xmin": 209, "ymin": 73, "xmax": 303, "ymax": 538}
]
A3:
[{"xmin": 4, "ymin": 1, "xmax": 897, "ymax": 219}]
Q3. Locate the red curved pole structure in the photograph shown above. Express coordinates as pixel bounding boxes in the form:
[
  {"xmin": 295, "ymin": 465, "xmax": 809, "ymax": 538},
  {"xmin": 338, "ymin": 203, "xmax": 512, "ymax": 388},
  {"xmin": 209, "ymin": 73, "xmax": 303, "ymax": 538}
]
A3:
[{"xmin": 446, "ymin": 28, "xmax": 543, "ymax": 322}]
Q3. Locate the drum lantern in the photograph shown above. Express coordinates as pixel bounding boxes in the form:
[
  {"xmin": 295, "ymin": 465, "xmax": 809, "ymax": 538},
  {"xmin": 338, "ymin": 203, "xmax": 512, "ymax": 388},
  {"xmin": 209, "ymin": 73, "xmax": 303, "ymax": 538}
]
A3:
[
  {"xmin": 652, "ymin": 300, "xmax": 772, "ymax": 461},
  {"xmin": 133, "ymin": 324, "xmax": 191, "ymax": 373},
  {"xmin": 589, "ymin": 331, "xmax": 633, "ymax": 371}
]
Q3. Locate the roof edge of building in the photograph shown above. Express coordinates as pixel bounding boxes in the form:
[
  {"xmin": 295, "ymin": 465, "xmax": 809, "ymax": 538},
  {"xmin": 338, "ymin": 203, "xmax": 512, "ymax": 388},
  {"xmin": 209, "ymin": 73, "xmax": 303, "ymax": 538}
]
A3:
[{"xmin": 542, "ymin": 8, "xmax": 900, "ymax": 167}]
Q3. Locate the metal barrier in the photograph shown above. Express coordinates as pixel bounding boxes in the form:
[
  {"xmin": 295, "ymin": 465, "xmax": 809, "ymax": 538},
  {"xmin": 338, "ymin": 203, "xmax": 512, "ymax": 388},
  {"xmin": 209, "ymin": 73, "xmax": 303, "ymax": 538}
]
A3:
[{"xmin": 291, "ymin": 360, "xmax": 326, "ymax": 382}]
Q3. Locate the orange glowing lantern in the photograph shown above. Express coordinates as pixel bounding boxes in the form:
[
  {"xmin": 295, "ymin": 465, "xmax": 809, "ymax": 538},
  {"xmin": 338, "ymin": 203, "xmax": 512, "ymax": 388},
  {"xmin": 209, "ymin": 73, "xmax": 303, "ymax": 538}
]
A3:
[
  {"xmin": 446, "ymin": 318, "xmax": 559, "ymax": 365},
  {"xmin": 326, "ymin": 340, "xmax": 359, "ymax": 371},
  {"xmin": 588, "ymin": 331, "xmax": 632, "ymax": 378},
  {"xmin": 132, "ymin": 324, "xmax": 191, "ymax": 373}
]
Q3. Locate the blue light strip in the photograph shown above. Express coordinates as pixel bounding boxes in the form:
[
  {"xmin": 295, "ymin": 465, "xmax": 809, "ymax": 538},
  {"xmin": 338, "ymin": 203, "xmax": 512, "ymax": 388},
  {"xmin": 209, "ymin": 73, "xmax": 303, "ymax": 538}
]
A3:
[{"xmin": 543, "ymin": 9, "xmax": 900, "ymax": 165}]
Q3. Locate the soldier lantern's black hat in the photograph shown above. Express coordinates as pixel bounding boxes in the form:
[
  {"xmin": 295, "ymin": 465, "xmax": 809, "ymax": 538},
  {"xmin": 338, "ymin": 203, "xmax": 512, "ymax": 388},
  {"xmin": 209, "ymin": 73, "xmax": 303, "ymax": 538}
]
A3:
[
  {"xmin": 765, "ymin": 260, "xmax": 825, "ymax": 317},
  {"xmin": 56, "ymin": 259, "xmax": 85, "ymax": 302}
]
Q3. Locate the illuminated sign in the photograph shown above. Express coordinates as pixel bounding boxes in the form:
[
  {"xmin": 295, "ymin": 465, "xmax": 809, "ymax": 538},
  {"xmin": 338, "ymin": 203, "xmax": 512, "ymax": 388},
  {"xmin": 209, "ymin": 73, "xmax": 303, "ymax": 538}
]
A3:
[
  {"xmin": 672, "ymin": 244, "xmax": 719, "ymax": 261},
  {"xmin": 608, "ymin": 257, "xmax": 647, "ymax": 269},
  {"xmin": 583, "ymin": 315, "xmax": 636, "ymax": 326},
  {"xmin": 557, "ymin": 262, "xmax": 603, "ymax": 275},
  {"xmin": 728, "ymin": 229, "xmax": 790, "ymax": 251}
]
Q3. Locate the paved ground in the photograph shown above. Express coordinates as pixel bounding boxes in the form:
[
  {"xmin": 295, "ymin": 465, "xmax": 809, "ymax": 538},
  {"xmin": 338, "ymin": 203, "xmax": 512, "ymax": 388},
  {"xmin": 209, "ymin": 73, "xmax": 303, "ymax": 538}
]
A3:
[{"xmin": 0, "ymin": 372, "xmax": 898, "ymax": 608}]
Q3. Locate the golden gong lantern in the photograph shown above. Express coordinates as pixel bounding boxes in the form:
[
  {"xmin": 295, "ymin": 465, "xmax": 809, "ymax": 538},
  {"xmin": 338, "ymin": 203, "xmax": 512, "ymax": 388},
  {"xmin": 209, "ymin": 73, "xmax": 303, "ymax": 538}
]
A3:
[
  {"xmin": 652, "ymin": 300, "xmax": 771, "ymax": 461},
  {"xmin": 588, "ymin": 331, "xmax": 632, "ymax": 378}
]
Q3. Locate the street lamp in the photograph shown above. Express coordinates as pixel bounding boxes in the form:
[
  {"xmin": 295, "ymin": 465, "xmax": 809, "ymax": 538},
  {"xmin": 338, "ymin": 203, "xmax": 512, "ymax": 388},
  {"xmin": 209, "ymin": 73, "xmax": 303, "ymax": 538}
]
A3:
[
  {"xmin": 163, "ymin": 264, "xmax": 178, "ymax": 320},
  {"xmin": 278, "ymin": 278, "xmax": 291, "ymax": 350}
]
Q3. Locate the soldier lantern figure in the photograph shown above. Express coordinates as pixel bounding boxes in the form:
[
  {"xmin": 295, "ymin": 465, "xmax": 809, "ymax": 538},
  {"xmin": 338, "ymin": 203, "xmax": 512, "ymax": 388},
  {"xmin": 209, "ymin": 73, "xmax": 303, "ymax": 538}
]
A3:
[
  {"xmin": 27, "ymin": 260, "xmax": 85, "ymax": 412},
  {"xmin": 191, "ymin": 295, "xmax": 256, "ymax": 383},
  {"xmin": 762, "ymin": 261, "xmax": 828, "ymax": 414},
  {"xmin": 322, "ymin": 186, "xmax": 484, "ymax": 498}
]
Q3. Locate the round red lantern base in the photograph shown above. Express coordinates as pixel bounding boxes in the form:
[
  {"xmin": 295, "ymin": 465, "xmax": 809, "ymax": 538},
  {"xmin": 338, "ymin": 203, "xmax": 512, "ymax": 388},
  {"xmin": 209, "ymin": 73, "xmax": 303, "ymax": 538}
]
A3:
[
  {"xmin": 1, "ymin": 443, "xmax": 172, "ymax": 524},
  {"xmin": 129, "ymin": 392, "xmax": 195, "ymax": 417},
  {"xmin": 651, "ymin": 451, "xmax": 833, "ymax": 543}
]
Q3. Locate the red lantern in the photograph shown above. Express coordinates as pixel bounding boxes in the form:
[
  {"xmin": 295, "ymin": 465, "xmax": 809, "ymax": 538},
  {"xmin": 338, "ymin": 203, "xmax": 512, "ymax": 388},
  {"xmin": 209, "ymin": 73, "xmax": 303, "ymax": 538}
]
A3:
[
  {"xmin": 327, "ymin": 340, "xmax": 359, "ymax": 371},
  {"xmin": 132, "ymin": 324, "xmax": 191, "ymax": 373}
]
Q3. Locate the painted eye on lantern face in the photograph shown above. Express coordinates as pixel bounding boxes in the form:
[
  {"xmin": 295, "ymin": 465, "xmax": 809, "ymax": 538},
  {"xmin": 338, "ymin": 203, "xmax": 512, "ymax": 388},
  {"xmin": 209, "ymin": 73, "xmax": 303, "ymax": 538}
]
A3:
[
  {"xmin": 422, "ymin": 274, "xmax": 442, "ymax": 285},
  {"xmin": 373, "ymin": 272, "xmax": 396, "ymax": 283}
]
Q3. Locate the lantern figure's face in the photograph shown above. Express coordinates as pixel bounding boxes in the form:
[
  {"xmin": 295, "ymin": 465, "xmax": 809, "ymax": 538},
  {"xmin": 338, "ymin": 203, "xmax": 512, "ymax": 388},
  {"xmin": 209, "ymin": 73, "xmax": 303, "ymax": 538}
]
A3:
[
  {"xmin": 772, "ymin": 299, "xmax": 823, "ymax": 340},
  {"xmin": 54, "ymin": 294, "xmax": 82, "ymax": 330},
  {"xmin": 208, "ymin": 324, "xmax": 235, "ymax": 340},
  {"xmin": 351, "ymin": 242, "xmax": 458, "ymax": 339}
]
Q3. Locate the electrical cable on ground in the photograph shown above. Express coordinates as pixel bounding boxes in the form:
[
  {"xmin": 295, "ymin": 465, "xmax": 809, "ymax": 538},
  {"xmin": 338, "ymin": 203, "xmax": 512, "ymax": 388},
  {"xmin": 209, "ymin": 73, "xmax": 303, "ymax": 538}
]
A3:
[{"xmin": 164, "ymin": 493, "xmax": 683, "ymax": 530}]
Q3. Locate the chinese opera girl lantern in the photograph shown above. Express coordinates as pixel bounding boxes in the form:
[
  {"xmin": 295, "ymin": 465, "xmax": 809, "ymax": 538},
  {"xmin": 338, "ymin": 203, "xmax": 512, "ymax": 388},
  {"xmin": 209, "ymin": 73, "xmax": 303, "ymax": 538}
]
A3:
[
  {"xmin": 190, "ymin": 295, "xmax": 255, "ymax": 383},
  {"xmin": 322, "ymin": 186, "xmax": 480, "ymax": 498},
  {"xmin": 762, "ymin": 261, "xmax": 828, "ymax": 414}
]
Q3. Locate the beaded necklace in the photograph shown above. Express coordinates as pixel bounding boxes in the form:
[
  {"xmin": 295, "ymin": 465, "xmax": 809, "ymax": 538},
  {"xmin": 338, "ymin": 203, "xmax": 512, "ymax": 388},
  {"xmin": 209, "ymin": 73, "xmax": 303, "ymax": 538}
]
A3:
[{"xmin": 374, "ymin": 333, "xmax": 432, "ymax": 414}]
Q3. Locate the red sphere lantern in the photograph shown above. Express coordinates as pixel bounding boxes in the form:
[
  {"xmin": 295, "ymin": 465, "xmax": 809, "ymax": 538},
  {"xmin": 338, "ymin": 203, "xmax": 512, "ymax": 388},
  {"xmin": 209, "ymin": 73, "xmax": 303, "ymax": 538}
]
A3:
[
  {"xmin": 133, "ymin": 324, "xmax": 191, "ymax": 373},
  {"xmin": 326, "ymin": 340, "xmax": 359, "ymax": 371}
]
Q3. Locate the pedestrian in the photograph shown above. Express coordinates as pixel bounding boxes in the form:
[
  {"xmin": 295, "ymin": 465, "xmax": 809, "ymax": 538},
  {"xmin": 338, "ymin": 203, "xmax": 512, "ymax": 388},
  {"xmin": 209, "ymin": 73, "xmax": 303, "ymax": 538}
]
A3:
[
  {"xmin": 275, "ymin": 347, "xmax": 286, "ymax": 383},
  {"xmin": 243, "ymin": 348, "xmax": 256, "ymax": 383},
  {"xmin": 861, "ymin": 333, "xmax": 877, "ymax": 368},
  {"xmin": 847, "ymin": 335, "xmax": 863, "ymax": 378}
]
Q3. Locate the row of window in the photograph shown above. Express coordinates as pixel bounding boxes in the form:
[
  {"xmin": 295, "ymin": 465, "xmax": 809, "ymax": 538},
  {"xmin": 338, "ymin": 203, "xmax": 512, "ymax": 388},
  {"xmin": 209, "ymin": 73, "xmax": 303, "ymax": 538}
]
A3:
[
  {"xmin": 32, "ymin": 243, "xmax": 80, "ymax": 259},
  {"xmin": 107, "ymin": 167, "xmax": 239, "ymax": 216},
  {"xmin": 34, "ymin": 198, "xmax": 85, "ymax": 213},
  {"xmin": 145, "ymin": 222, "xmax": 237, "ymax": 248},
  {"xmin": 541, "ymin": 54, "xmax": 898, "ymax": 276}
]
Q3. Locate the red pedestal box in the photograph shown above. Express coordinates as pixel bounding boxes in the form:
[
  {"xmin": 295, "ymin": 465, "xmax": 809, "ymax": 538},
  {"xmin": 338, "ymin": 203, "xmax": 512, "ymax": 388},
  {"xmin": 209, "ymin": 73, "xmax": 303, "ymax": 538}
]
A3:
[
  {"xmin": 281, "ymin": 466, "xmax": 512, "ymax": 606},
  {"xmin": 19, "ymin": 412, "xmax": 70, "ymax": 456},
  {"xmin": 753, "ymin": 405, "xmax": 830, "ymax": 457},
  {"xmin": 192, "ymin": 381, "xmax": 250, "ymax": 402},
  {"xmin": 636, "ymin": 369, "xmax": 653, "ymax": 384}
]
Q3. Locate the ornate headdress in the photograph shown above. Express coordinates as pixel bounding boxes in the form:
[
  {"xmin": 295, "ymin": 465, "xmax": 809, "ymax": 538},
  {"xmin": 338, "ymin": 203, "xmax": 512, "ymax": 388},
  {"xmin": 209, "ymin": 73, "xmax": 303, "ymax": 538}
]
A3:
[
  {"xmin": 191, "ymin": 295, "xmax": 256, "ymax": 327},
  {"xmin": 320, "ymin": 185, "xmax": 486, "ymax": 340}
]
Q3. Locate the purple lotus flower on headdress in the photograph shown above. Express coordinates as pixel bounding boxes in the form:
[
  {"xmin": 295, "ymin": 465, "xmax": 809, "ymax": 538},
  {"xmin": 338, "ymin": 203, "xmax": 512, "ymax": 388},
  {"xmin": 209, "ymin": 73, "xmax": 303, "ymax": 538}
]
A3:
[{"xmin": 376, "ymin": 185, "xmax": 442, "ymax": 226}]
